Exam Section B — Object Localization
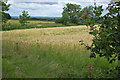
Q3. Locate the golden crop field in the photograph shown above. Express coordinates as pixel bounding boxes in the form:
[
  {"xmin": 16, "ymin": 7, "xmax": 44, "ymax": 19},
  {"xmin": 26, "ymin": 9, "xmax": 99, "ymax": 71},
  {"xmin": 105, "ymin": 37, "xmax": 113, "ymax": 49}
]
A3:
[
  {"xmin": 7, "ymin": 20, "xmax": 55, "ymax": 25},
  {"xmin": 2, "ymin": 25, "xmax": 92, "ymax": 45}
]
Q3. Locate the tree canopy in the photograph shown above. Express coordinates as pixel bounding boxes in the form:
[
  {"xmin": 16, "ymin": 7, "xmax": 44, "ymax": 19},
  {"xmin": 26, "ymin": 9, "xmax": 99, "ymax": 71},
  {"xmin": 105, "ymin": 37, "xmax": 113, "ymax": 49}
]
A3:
[
  {"xmin": 62, "ymin": 3, "xmax": 82, "ymax": 24},
  {"xmin": 55, "ymin": 4, "xmax": 95, "ymax": 25},
  {"xmin": 1, "ymin": 1, "xmax": 11, "ymax": 23},
  {"xmin": 79, "ymin": 6, "xmax": 95, "ymax": 21},
  {"xmin": 80, "ymin": 2, "xmax": 120, "ymax": 64}
]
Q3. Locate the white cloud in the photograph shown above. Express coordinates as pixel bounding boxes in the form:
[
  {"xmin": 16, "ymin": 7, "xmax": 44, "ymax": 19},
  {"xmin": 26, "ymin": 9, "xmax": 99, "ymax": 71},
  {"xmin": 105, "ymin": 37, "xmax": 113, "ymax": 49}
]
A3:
[{"xmin": 7, "ymin": 0, "xmax": 112, "ymax": 17}]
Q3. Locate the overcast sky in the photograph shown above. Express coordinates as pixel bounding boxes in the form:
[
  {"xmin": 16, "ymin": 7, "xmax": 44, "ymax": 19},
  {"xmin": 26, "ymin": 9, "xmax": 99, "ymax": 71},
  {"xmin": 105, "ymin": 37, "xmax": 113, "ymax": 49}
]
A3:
[{"xmin": 7, "ymin": 0, "xmax": 111, "ymax": 17}]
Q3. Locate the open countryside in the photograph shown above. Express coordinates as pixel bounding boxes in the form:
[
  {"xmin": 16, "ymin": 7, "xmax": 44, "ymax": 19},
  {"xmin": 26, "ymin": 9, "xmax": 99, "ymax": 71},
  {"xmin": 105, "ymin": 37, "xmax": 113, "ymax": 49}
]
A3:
[{"xmin": 1, "ymin": 0, "xmax": 120, "ymax": 78}]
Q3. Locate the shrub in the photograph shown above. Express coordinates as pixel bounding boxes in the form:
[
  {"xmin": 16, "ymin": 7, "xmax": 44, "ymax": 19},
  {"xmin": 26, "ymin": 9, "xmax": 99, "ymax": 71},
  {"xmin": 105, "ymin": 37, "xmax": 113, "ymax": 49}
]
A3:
[
  {"xmin": 55, "ymin": 18, "xmax": 63, "ymax": 24},
  {"xmin": 19, "ymin": 10, "xmax": 30, "ymax": 26}
]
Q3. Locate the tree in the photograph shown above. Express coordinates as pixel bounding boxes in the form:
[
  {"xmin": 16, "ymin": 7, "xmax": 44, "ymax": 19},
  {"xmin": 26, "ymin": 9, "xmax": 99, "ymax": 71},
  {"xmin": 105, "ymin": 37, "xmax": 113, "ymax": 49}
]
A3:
[
  {"xmin": 81, "ymin": 1, "xmax": 120, "ymax": 63},
  {"xmin": 19, "ymin": 10, "xmax": 30, "ymax": 26},
  {"xmin": 79, "ymin": 5, "xmax": 95, "ymax": 26},
  {"xmin": 61, "ymin": 12, "xmax": 69, "ymax": 25},
  {"xmin": 5, "ymin": 13, "xmax": 11, "ymax": 19},
  {"xmin": 80, "ymin": 1, "xmax": 120, "ymax": 77},
  {"xmin": 0, "ymin": 1, "xmax": 11, "ymax": 24},
  {"xmin": 62, "ymin": 3, "xmax": 81, "ymax": 24},
  {"xmin": 55, "ymin": 13, "xmax": 68, "ymax": 25}
]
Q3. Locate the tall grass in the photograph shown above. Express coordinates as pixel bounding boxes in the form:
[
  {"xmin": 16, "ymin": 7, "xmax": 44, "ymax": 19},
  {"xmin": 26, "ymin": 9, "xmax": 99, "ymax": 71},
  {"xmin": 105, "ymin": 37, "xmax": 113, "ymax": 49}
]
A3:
[
  {"xmin": 2, "ymin": 26, "xmax": 118, "ymax": 78},
  {"xmin": 2, "ymin": 41, "xmax": 118, "ymax": 78}
]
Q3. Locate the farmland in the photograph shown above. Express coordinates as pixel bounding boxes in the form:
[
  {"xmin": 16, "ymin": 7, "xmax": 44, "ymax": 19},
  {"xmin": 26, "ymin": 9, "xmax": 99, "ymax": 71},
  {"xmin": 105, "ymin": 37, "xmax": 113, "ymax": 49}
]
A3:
[
  {"xmin": 1, "ymin": 0, "xmax": 120, "ymax": 78},
  {"xmin": 2, "ymin": 21, "xmax": 118, "ymax": 78},
  {"xmin": 2, "ymin": 20, "xmax": 79, "ymax": 31}
]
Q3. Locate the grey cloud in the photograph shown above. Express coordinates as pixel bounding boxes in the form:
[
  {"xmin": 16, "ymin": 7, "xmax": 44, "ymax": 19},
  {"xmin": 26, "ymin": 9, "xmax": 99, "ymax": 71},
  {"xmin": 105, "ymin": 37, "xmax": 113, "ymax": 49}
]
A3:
[
  {"xmin": 21, "ymin": 8, "xmax": 38, "ymax": 10},
  {"xmin": 7, "ymin": 0, "xmax": 111, "ymax": 17},
  {"xmin": 16, "ymin": 2, "xmax": 58, "ymax": 5}
]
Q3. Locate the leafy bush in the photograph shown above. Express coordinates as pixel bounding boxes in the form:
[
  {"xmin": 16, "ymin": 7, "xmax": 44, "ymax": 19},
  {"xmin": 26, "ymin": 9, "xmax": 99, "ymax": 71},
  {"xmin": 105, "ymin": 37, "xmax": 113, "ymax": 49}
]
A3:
[
  {"xmin": 80, "ymin": 1, "xmax": 120, "ymax": 78},
  {"xmin": 55, "ymin": 18, "xmax": 63, "ymax": 24},
  {"xmin": 81, "ymin": 1, "xmax": 120, "ymax": 63}
]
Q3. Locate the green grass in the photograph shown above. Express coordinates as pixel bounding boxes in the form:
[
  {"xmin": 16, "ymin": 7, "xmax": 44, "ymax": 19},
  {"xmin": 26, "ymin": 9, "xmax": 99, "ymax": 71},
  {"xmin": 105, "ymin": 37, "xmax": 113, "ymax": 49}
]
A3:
[
  {"xmin": 2, "ymin": 25, "xmax": 118, "ymax": 78},
  {"xmin": 2, "ymin": 23, "xmax": 66, "ymax": 31},
  {"xmin": 2, "ymin": 41, "xmax": 118, "ymax": 78}
]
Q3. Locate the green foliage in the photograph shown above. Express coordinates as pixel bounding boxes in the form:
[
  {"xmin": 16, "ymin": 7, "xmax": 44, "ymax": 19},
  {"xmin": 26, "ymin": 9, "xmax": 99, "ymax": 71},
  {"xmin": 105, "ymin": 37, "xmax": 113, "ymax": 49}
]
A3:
[
  {"xmin": 1, "ymin": 1, "xmax": 11, "ymax": 24},
  {"xmin": 58, "ymin": 4, "xmax": 95, "ymax": 25},
  {"xmin": 79, "ymin": 5, "xmax": 95, "ymax": 26},
  {"xmin": 5, "ymin": 13, "xmax": 11, "ymax": 19},
  {"xmin": 61, "ymin": 12, "xmax": 69, "ymax": 25},
  {"xmin": 62, "ymin": 3, "xmax": 81, "ymax": 24},
  {"xmin": 80, "ymin": 2, "xmax": 120, "ymax": 64},
  {"xmin": 2, "ymin": 12, "xmax": 8, "ymax": 23},
  {"xmin": 30, "ymin": 18, "xmax": 56, "ymax": 21},
  {"xmin": 19, "ymin": 10, "xmax": 30, "ymax": 26},
  {"xmin": 55, "ymin": 18, "xmax": 63, "ymax": 23}
]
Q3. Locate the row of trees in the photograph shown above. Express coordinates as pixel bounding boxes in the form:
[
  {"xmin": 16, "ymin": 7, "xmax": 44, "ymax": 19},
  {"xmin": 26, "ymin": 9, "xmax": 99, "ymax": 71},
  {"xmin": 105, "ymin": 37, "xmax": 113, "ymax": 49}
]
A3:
[
  {"xmin": 1, "ymin": 1, "xmax": 30, "ymax": 26},
  {"xmin": 55, "ymin": 3, "xmax": 95, "ymax": 25}
]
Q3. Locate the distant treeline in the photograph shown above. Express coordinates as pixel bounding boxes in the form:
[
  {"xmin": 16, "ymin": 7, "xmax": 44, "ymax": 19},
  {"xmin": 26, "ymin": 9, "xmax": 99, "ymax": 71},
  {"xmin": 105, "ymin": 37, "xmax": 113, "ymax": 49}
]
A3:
[
  {"xmin": 11, "ymin": 16, "xmax": 60, "ymax": 21},
  {"xmin": 30, "ymin": 17, "xmax": 57, "ymax": 21}
]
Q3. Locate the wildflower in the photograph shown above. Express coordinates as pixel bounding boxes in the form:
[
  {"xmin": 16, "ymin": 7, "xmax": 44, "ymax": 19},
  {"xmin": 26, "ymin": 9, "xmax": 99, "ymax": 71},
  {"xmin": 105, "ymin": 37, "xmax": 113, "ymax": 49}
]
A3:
[
  {"xmin": 86, "ymin": 65, "xmax": 94, "ymax": 78},
  {"xmin": 86, "ymin": 65, "xmax": 91, "ymax": 68},
  {"xmin": 86, "ymin": 65, "xmax": 94, "ymax": 69}
]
